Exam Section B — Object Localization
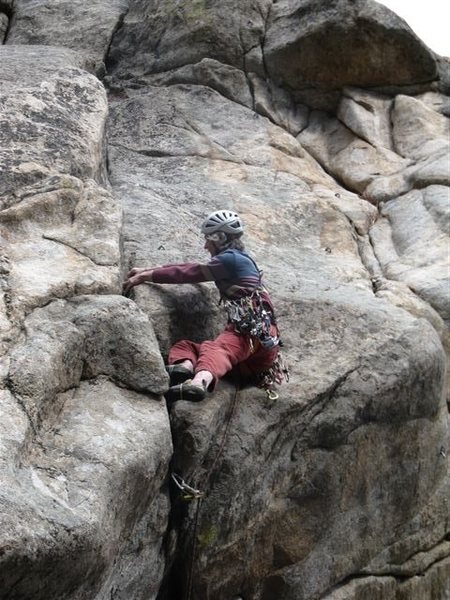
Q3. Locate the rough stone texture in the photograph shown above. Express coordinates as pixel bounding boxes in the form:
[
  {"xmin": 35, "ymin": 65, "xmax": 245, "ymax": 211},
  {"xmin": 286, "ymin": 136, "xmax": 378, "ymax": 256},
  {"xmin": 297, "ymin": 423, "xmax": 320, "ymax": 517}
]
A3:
[
  {"xmin": 7, "ymin": 0, "xmax": 129, "ymax": 73},
  {"xmin": 1, "ymin": 0, "xmax": 449, "ymax": 599},
  {"xmin": 321, "ymin": 554, "xmax": 450, "ymax": 598},
  {"xmin": 0, "ymin": 41, "xmax": 173, "ymax": 599},
  {"xmin": 337, "ymin": 87, "xmax": 394, "ymax": 150},
  {"xmin": 370, "ymin": 186, "xmax": 450, "ymax": 323},
  {"xmin": 0, "ymin": 375, "xmax": 171, "ymax": 600},
  {"xmin": 107, "ymin": 0, "xmax": 270, "ymax": 81},
  {"xmin": 392, "ymin": 94, "xmax": 450, "ymax": 161},
  {"xmin": 298, "ymin": 110, "xmax": 410, "ymax": 193},
  {"xmin": 107, "ymin": 77, "xmax": 449, "ymax": 600},
  {"xmin": 0, "ymin": 46, "xmax": 109, "ymax": 197}
]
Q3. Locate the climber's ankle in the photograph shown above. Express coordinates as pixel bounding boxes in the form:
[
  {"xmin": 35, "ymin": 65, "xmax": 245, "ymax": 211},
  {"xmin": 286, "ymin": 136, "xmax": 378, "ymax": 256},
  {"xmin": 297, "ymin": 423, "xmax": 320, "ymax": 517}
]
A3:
[{"xmin": 192, "ymin": 370, "xmax": 213, "ymax": 390}]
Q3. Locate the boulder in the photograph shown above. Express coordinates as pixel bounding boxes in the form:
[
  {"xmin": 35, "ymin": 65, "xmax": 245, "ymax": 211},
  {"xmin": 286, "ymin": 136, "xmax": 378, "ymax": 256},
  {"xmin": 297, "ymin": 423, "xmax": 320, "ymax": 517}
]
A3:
[{"xmin": 264, "ymin": 0, "xmax": 438, "ymax": 90}]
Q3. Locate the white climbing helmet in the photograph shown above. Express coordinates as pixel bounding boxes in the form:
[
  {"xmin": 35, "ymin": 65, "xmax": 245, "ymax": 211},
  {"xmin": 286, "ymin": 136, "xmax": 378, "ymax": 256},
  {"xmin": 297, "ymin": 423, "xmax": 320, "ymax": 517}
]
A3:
[{"xmin": 201, "ymin": 210, "xmax": 244, "ymax": 236}]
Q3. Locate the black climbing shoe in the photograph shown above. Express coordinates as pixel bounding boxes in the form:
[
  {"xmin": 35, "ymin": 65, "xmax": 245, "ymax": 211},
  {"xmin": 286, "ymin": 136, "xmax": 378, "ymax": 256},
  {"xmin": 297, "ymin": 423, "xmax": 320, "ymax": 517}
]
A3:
[
  {"xmin": 166, "ymin": 364, "xmax": 193, "ymax": 386},
  {"xmin": 165, "ymin": 380, "xmax": 206, "ymax": 403}
]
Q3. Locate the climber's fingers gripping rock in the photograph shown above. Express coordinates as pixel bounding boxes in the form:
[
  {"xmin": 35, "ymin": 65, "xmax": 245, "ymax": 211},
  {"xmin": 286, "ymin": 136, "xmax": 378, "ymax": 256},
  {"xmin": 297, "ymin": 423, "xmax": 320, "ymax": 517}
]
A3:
[{"xmin": 122, "ymin": 269, "xmax": 154, "ymax": 295}]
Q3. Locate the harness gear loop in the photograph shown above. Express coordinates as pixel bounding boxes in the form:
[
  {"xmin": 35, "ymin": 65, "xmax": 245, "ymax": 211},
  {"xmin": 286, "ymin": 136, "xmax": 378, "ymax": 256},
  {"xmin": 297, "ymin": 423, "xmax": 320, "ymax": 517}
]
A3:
[{"xmin": 223, "ymin": 288, "xmax": 279, "ymax": 349}]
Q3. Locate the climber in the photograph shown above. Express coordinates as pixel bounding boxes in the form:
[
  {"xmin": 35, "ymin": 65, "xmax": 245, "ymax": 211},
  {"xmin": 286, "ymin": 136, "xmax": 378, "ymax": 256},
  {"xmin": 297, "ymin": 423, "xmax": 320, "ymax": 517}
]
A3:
[{"xmin": 122, "ymin": 209, "xmax": 285, "ymax": 402}]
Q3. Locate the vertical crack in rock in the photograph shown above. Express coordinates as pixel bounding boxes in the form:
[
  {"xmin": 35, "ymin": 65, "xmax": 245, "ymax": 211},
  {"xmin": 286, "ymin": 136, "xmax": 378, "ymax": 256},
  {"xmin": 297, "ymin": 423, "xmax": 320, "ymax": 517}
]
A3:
[
  {"xmin": 257, "ymin": 0, "xmax": 273, "ymax": 83},
  {"xmin": 240, "ymin": 27, "xmax": 257, "ymax": 112},
  {"xmin": 0, "ymin": 1, "xmax": 12, "ymax": 44},
  {"xmin": 4, "ymin": 374, "xmax": 38, "ymax": 437},
  {"xmin": 356, "ymin": 232, "xmax": 384, "ymax": 293},
  {"xmin": 102, "ymin": 2, "xmax": 130, "ymax": 78}
]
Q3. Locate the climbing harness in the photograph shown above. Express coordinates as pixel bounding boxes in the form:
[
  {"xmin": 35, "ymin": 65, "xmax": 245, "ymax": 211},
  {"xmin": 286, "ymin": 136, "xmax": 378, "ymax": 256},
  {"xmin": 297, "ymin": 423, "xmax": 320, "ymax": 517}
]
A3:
[{"xmin": 223, "ymin": 288, "xmax": 279, "ymax": 349}]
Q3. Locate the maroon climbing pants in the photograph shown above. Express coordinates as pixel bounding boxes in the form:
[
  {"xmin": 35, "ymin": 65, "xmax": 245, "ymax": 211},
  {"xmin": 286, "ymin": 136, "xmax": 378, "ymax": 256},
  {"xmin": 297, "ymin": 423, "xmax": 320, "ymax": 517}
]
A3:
[{"xmin": 168, "ymin": 324, "xmax": 279, "ymax": 389}]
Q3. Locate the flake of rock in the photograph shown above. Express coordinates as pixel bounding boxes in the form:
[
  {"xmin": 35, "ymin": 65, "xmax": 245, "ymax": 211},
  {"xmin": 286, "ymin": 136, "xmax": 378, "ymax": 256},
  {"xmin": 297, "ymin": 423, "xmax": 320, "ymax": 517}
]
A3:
[
  {"xmin": 370, "ymin": 186, "xmax": 450, "ymax": 320},
  {"xmin": 392, "ymin": 95, "xmax": 450, "ymax": 160},
  {"xmin": 0, "ymin": 46, "xmax": 108, "ymax": 196},
  {"xmin": 338, "ymin": 87, "xmax": 394, "ymax": 150},
  {"xmin": 298, "ymin": 110, "xmax": 410, "ymax": 193}
]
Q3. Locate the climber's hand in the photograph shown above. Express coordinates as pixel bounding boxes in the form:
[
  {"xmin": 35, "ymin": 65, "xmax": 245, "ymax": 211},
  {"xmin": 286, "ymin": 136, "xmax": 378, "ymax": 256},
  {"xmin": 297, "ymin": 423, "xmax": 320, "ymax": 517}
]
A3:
[
  {"xmin": 127, "ymin": 266, "xmax": 148, "ymax": 278},
  {"xmin": 122, "ymin": 271, "xmax": 152, "ymax": 295}
]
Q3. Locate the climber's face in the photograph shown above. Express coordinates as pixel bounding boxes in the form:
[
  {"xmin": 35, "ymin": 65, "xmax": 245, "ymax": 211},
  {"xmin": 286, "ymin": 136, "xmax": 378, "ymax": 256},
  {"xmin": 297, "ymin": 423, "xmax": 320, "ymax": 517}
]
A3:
[{"xmin": 204, "ymin": 237, "xmax": 217, "ymax": 256}]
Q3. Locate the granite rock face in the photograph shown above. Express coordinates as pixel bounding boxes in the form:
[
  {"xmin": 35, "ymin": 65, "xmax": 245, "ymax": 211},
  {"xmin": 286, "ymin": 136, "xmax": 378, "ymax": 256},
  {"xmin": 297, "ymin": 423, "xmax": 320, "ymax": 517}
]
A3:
[
  {"xmin": 1, "ymin": 0, "xmax": 449, "ymax": 599},
  {"xmin": 7, "ymin": 0, "xmax": 129, "ymax": 73},
  {"xmin": 0, "ymin": 43, "xmax": 172, "ymax": 600}
]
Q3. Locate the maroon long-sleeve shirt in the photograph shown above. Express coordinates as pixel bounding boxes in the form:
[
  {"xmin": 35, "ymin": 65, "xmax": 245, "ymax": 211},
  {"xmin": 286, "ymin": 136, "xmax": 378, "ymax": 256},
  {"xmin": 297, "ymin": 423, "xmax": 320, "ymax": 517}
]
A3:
[{"xmin": 151, "ymin": 249, "xmax": 274, "ymax": 310}]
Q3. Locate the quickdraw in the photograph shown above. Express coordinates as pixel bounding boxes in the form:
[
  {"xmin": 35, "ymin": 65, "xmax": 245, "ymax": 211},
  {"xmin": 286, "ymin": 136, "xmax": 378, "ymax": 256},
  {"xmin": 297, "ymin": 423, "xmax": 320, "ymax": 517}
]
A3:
[{"xmin": 171, "ymin": 473, "xmax": 204, "ymax": 501}]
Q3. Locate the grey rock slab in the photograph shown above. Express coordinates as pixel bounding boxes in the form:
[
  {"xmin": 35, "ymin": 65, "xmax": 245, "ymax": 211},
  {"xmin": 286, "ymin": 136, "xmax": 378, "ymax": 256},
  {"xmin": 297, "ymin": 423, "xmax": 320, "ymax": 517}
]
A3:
[
  {"xmin": 7, "ymin": 0, "xmax": 129, "ymax": 74},
  {"xmin": 249, "ymin": 73, "xmax": 310, "ymax": 136},
  {"xmin": 416, "ymin": 90, "xmax": 450, "ymax": 117},
  {"xmin": 107, "ymin": 145, "xmax": 375, "ymax": 356},
  {"xmin": 320, "ymin": 552, "xmax": 450, "ymax": 600},
  {"xmin": 364, "ymin": 149, "xmax": 450, "ymax": 204},
  {"xmin": 169, "ymin": 312, "xmax": 447, "ymax": 600},
  {"xmin": 107, "ymin": 58, "xmax": 254, "ymax": 111},
  {"xmin": 1, "ymin": 175, "xmax": 122, "ymax": 326},
  {"xmin": 108, "ymin": 83, "xmax": 313, "ymax": 172},
  {"xmin": 337, "ymin": 87, "xmax": 394, "ymax": 150},
  {"xmin": 298, "ymin": 110, "xmax": 410, "ymax": 193},
  {"xmin": 0, "ymin": 46, "xmax": 109, "ymax": 196},
  {"xmin": 1, "ymin": 175, "xmax": 122, "ymax": 266},
  {"xmin": 320, "ymin": 576, "xmax": 397, "ymax": 600},
  {"xmin": 0, "ymin": 377, "xmax": 172, "ymax": 600},
  {"xmin": 108, "ymin": 78, "xmax": 448, "ymax": 599},
  {"xmin": 392, "ymin": 94, "xmax": 450, "ymax": 161},
  {"xmin": 374, "ymin": 279, "xmax": 447, "ymax": 343},
  {"xmin": 107, "ymin": 0, "xmax": 270, "ymax": 81},
  {"xmin": 370, "ymin": 186, "xmax": 450, "ymax": 321},
  {"xmin": 264, "ymin": 0, "xmax": 438, "ymax": 90},
  {"xmin": 0, "ymin": 388, "xmax": 28, "ymax": 461},
  {"xmin": 0, "ymin": 44, "xmax": 95, "ymax": 89},
  {"xmin": 7, "ymin": 295, "xmax": 168, "ymax": 430},
  {"xmin": 0, "ymin": 12, "xmax": 8, "ymax": 42}
]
